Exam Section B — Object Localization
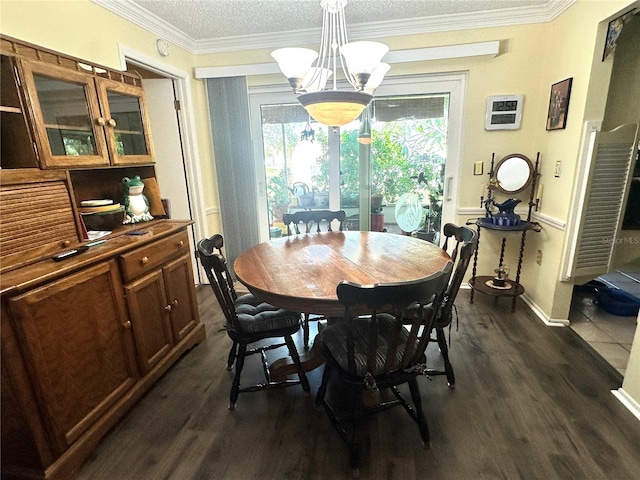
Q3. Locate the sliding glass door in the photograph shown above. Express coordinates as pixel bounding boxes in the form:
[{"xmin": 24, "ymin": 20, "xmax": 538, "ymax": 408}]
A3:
[
  {"xmin": 258, "ymin": 102, "xmax": 330, "ymax": 234},
  {"xmin": 249, "ymin": 74, "xmax": 465, "ymax": 241}
]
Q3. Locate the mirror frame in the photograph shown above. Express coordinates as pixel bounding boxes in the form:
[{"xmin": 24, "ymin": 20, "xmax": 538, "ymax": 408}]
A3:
[{"xmin": 494, "ymin": 153, "xmax": 534, "ymax": 194}]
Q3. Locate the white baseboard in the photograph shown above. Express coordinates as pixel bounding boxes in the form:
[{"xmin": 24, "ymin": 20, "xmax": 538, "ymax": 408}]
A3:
[
  {"xmin": 459, "ymin": 285, "xmax": 569, "ymax": 326},
  {"xmin": 612, "ymin": 388, "xmax": 640, "ymax": 423},
  {"xmin": 521, "ymin": 294, "xmax": 570, "ymax": 326}
]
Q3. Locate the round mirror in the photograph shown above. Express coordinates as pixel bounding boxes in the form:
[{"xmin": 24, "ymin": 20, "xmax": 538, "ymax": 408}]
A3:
[{"xmin": 494, "ymin": 153, "xmax": 533, "ymax": 194}]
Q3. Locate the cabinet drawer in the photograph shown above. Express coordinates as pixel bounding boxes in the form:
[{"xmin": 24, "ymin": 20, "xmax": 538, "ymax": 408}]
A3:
[{"xmin": 119, "ymin": 231, "xmax": 189, "ymax": 282}]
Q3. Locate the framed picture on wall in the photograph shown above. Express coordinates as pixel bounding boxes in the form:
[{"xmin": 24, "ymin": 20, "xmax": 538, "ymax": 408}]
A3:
[
  {"xmin": 546, "ymin": 78, "xmax": 573, "ymax": 131},
  {"xmin": 602, "ymin": 10, "xmax": 635, "ymax": 61}
]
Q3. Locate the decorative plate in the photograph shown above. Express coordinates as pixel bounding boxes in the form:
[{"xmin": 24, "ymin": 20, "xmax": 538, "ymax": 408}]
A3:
[{"xmin": 81, "ymin": 199, "xmax": 114, "ymax": 207}]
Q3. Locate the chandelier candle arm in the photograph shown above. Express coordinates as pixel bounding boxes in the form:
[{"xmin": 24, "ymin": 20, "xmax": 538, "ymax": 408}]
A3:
[{"xmin": 302, "ymin": 67, "xmax": 333, "ymax": 93}]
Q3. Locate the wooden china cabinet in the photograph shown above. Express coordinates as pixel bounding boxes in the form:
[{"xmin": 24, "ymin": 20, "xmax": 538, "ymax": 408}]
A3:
[
  {"xmin": 0, "ymin": 36, "xmax": 205, "ymax": 480},
  {"xmin": 18, "ymin": 59, "xmax": 154, "ymax": 168}
]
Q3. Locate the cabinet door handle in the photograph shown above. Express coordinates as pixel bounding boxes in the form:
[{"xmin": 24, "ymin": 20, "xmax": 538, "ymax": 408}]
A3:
[
  {"xmin": 96, "ymin": 117, "xmax": 106, "ymax": 126},
  {"xmin": 165, "ymin": 300, "xmax": 179, "ymax": 312},
  {"xmin": 445, "ymin": 175, "xmax": 453, "ymax": 201},
  {"xmin": 62, "ymin": 240, "xmax": 71, "ymax": 247},
  {"xmin": 107, "ymin": 118, "xmax": 117, "ymax": 128},
  {"xmin": 123, "ymin": 321, "xmax": 132, "ymax": 329},
  {"xmin": 140, "ymin": 256, "xmax": 149, "ymax": 264}
]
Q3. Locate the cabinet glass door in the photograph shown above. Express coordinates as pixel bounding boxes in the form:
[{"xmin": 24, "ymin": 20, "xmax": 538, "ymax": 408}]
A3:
[
  {"xmin": 0, "ymin": 55, "xmax": 38, "ymax": 168},
  {"xmin": 98, "ymin": 79, "xmax": 154, "ymax": 165},
  {"xmin": 20, "ymin": 60, "xmax": 109, "ymax": 168}
]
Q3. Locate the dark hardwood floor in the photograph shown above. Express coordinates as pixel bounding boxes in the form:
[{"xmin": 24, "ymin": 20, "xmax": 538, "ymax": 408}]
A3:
[{"xmin": 77, "ymin": 285, "xmax": 640, "ymax": 479}]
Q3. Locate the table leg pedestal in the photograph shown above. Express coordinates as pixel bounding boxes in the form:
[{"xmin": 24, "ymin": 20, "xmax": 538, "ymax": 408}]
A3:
[{"xmin": 270, "ymin": 338, "xmax": 325, "ymax": 381}]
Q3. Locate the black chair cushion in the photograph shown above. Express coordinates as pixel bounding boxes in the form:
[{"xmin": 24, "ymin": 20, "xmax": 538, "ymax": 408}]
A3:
[
  {"xmin": 235, "ymin": 292, "xmax": 261, "ymax": 306},
  {"xmin": 404, "ymin": 301, "xmax": 448, "ymax": 327},
  {"xmin": 319, "ymin": 315, "xmax": 412, "ymax": 377},
  {"xmin": 234, "ymin": 294, "xmax": 300, "ymax": 334}
]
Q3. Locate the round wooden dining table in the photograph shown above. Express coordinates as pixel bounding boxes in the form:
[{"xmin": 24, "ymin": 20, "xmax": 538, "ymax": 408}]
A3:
[
  {"xmin": 234, "ymin": 231, "xmax": 451, "ymax": 377},
  {"xmin": 234, "ymin": 231, "xmax": 451, "ymax": 318}
]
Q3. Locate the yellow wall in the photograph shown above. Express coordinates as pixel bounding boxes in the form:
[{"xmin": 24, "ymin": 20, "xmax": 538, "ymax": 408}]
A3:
[
  {"xmin": 2, "ymin": 0, "xmax": 635, "ymax": 313},
  {"xmin": 622, "ymin": 312, "xmax": 640, "ymax": 403}
]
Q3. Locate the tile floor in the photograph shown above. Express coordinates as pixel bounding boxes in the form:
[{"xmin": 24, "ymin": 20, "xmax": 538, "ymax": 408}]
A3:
[{"xmin": 569, "ymin": 264, "xmax": 640, "ymax": 377}]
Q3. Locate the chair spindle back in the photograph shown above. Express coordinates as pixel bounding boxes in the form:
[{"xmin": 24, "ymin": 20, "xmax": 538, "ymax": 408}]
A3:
[
  {"xmin": 283, "ymin": 209, "xmax": 346, "ymax": 235},
  {"xmin": 336, "ymin": 265, "xmax": 452, "ymax": 376}
]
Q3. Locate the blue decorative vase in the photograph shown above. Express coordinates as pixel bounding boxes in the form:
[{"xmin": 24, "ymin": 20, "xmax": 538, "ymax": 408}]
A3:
[{"xmin": 492, "ymin": 198, "xmax": 521, "ymax": 226}]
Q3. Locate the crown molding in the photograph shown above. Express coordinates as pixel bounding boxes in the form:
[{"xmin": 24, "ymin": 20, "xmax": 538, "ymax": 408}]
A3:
[
  {"xmin": 93, "ymin": 0, "xmax": 576, "ymax": 55},
  {"xmin": 92, "ymin": 0, "xmax": 196, "ymax": 52}
]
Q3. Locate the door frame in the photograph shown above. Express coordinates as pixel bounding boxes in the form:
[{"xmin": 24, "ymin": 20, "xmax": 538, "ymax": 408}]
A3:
[
  {"xmin": 249, "ymin": 72, "xmax": 467, "ymax": 241},
  {"xmin": 117, "ymin": 45, "xmax": 208, "ymax": 282}
]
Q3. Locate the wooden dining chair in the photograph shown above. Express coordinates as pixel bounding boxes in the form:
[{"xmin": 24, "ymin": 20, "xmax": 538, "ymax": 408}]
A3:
[
  {"xmin": 197, "ymin": 233, "xmax": 242, "ymax": 370},
  {"xmin": 315, "ymin": 266, "xmax": 452, "ymax": 477},
  {"xmin": 424, "ymin": 223, "xmax": 477, "ymax": 387},
  {"xmin": 197, "ymin": 235, "xmax": 310, "ymax": 409},
  {"xmin": 282, "ymin": 209, "xmax": 347, "ymax": 348},
  {"xmin": 282, "ymin": 209, "xmax": 346, "ymax": 235}
]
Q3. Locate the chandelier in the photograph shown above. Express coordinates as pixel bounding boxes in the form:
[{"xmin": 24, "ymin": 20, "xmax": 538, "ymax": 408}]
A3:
[{"xmin": 271, "ymin": 0, "xmax": 389, "ymax": 127}]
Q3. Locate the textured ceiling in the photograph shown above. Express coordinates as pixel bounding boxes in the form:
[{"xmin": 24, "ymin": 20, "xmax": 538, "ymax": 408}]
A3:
[
  {"xmin": 93, "ymin": 0, "xmax": 573, "ymax": 53},
  {"xmin": 129, "ymin": 0, "xmax": 551, "ymax": 40}
]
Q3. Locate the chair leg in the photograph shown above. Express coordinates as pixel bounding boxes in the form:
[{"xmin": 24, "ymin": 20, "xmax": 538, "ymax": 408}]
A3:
[
  {"xmin": 227, "ymin": 341, "xmax": 238, "ymax": 370},
  {"xmin": 408, "ymin": 378, "xmax": 431, "ymax": 449},
  {"xmin": 315, "ymin": 362, "xmax": 333, "ymax": 407},
  {"xmin": 284, "ymin": 335, "xmax": 310, "ymax": 393},
  {"xmin": 229, "ymin": 344, "xmax": 247, "ymax": 410},
  {"xmin": 318, "ymin": 368, "xmax": 360, "ymax": 475},
  {"xmin": 303, "ymin": 313, "xmax": 310, "ymax": 349},
  {"xmin": 436, "ymin": 327, "xmax": 455, "ymax": 387},
  {"xmin": 345, "ymin": 383, "xmax": 360, "ymax": 477}
]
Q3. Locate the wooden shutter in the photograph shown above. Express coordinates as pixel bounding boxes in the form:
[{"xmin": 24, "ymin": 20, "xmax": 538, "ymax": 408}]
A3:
[
  {"xmin": 566, "ymin": 123, "xmax": 638, "ymax": 279},
  {"xmin": 0, "ymin": 170, "xmax": 80, "ymax": 272}
]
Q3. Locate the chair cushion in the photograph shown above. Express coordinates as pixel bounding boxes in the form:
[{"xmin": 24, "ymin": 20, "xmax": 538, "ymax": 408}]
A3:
[
  {"xmin": 233, "ymin": 294, "xmax": 300, "ymax": 334},
  {"xmin": 404, "ymin": 301, "xmax": 450, "ymax": 327},
  {"xmin": 235, "ymin": 292, "xmax": 263, "ymax": 307},
  {"xmin": 319, "ymin": 315, "xmax": 411, "ymax": 377}
]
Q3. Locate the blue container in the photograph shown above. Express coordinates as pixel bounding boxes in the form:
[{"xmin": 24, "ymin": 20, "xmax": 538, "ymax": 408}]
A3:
[
  {"xmin": 595, "ymin": 286, "xmax": 640, "ymax": 317},
  {"xmin": 574, "ymin": 280, "xmax": 606, "ymax": 293}
]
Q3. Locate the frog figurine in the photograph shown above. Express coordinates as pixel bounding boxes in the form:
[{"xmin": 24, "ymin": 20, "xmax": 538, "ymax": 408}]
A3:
[{"xmin": 122, "ymin": 176, "xmax": 154, "ymax": 224}]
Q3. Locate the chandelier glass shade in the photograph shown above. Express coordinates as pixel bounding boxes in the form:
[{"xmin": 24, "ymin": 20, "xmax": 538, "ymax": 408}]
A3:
[
  {"xmin": 357, "ymin": 104, "xmax": 372, "ymax": 144},
  {"xmin": 299, "ymin": 90, "xmax": 371, "ymax": 127},
  {"xmin": 271, "ymin": 0, "xmax": 389, "ymax": 127}
]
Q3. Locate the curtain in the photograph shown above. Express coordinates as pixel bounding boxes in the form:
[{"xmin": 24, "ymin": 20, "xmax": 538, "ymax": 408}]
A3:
[{"xmin": 206, "ymin": 77, "xmax": 260, "ymax": 271}]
